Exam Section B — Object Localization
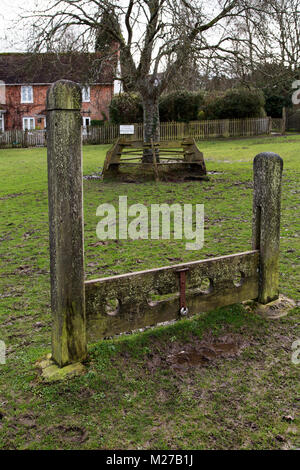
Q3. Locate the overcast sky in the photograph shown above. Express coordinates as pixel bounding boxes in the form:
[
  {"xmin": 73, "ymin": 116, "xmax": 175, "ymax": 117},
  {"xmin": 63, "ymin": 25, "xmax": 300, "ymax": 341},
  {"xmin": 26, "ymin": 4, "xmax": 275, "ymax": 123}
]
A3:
[
  {"xmin": 0, "ymin": 0, "xmax": 232, "ymax": 60},
  {"xmin": 0, "ymin": 0, "xmax": 37, "ymax": 52}
]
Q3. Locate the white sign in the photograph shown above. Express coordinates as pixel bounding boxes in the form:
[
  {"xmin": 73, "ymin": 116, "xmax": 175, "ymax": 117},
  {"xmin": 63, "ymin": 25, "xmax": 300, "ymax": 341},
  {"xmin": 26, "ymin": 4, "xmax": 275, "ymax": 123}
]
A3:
[{"xmin": 120, "ymin": 125, "xmax": 135, "ymax": 135}]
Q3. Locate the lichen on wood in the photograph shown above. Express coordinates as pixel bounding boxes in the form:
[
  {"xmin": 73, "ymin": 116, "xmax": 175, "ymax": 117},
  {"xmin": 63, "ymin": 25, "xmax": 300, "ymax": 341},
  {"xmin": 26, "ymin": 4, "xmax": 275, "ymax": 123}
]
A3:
[
  {"xmin": 47, "ymin": 80, "xmax": 87, "ymax": 367},
  {"xmin": 252, "ymin": 152, "xmax": 283, "ymax": 304},
  {"xmin": 85, "ymin": 251, "xmax": 259, "ymax": 341},
  {"xmin": 102, "ymin": 137, "xmax": 207, "ymax": 181}
]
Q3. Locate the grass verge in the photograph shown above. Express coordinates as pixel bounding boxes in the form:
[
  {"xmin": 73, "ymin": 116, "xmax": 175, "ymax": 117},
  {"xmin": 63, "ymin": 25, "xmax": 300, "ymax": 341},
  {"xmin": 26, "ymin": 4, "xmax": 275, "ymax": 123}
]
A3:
[{"xmin": 0, "ymin": 135, "xmax": 299, "ymax": 449}]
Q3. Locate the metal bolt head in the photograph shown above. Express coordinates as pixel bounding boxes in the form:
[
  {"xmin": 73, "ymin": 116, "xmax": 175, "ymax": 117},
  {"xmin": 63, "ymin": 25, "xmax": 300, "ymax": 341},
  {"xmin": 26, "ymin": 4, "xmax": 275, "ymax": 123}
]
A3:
[{"xmin": 180, "ymin": 307, "xmax": 189, "ymax": 316}]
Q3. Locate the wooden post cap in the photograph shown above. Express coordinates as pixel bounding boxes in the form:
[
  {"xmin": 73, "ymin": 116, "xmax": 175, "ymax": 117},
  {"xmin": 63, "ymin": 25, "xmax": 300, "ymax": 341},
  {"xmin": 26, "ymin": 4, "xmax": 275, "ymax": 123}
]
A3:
[{"xmin": 47, "ymin": 80, "xmax": 82, "ymax": 111}]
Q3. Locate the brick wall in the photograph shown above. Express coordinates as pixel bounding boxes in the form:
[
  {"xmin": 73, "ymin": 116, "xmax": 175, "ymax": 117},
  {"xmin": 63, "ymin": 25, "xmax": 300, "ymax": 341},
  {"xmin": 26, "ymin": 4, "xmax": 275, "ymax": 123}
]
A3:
[
  {"xmin": 3, "ymin": 83, "xmax": 113, "ymax": 131},
  {"xmin": 81, "ymin": 84, "xmax": 113, "ymax": 123}
]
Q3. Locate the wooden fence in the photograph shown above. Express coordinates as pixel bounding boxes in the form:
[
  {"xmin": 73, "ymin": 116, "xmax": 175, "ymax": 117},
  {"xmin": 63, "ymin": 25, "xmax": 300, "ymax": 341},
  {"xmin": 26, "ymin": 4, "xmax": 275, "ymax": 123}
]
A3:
[
  {"xmin": 270, "ymin": 118, "xmax": 285, "ymax": 133},
  {"xmin": 159, "ymin": 118, "xmax": 270, "ymax": 140},
  {"xmin": 84, "ymin": 117, "xmax": 271, "ymax": 144},
  {"xmin": 82, "ymin": 124, "xmax": 119, "ymax": 144},
  {"xmin": 45, "ymin": 81, "xmax": 283, "ymax": 368},
  {"xmin": 0, "ymin": 117, "xmax": 272, "ymax": 149},
  {"xmin": 286, "ymin": 110, "xmax": 300, "ymax": 132},
  {"xmin": 0, "ymin": 129, "xmax": 46, "ymax": 148}
]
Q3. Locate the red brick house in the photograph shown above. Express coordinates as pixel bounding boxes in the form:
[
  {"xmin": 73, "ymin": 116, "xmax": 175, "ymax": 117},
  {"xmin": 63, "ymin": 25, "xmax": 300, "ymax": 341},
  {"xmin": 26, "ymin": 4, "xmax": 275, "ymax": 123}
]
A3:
[{"xmin": 0, "ymin": 52, "xmax": 121, "ymax": 132}]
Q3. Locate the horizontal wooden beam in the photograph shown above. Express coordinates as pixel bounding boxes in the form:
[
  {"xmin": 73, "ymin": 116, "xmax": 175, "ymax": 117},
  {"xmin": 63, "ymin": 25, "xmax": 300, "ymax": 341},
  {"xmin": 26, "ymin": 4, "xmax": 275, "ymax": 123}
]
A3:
[
  {"xmin": 119, "ymin": 158, "xmax": 185, "ymax": 162},
  {"xmin": 85, "ymin": 251, "xmax": 259, "ymax": 341}
]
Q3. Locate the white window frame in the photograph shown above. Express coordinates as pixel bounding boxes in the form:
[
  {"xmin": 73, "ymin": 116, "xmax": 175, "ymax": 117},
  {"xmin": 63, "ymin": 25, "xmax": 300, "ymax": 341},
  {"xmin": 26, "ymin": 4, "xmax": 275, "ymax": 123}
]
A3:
[
  {"xmin": 82, "ymin": 117, "xmax": 91, "ymax": 135},
  {"xmin": 113, "ymin": 59, "xmax": 123, "ymax": 95},
  {"xmin": 0, "ymin": 113, "xmax": 4, "ymax": 132},
  {"xmin": 23, "ymin": 117, "xmax": 35, "ymax": 131},
  {"xmin": 21, "ymin": 86, "xmax": 33, "ymax": 104},
  {"xmin": 82, "ymin": 117, "xmax": 91, "ymax": 127},
  {"xmin": 82, "ymin": 86, "xmax": 90, "ymax": 103}
]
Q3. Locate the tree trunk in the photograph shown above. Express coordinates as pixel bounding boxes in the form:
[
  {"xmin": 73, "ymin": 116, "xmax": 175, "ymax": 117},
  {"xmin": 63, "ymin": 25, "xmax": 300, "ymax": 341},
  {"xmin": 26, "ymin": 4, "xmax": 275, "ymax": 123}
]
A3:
[{"xmin": 142, "ymin": 95, "xmax": 160, "ymax": 163}]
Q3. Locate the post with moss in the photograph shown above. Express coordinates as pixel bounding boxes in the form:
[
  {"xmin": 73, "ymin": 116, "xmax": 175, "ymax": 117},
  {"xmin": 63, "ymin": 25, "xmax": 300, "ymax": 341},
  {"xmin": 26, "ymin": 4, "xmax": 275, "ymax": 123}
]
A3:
[
  {"xmin": 252, "ymin": 152, "xmax": 283, "ymax": 304},
  {"xmin": 47, "ymin": 80, "xmax": 87, "ymax": 367}
]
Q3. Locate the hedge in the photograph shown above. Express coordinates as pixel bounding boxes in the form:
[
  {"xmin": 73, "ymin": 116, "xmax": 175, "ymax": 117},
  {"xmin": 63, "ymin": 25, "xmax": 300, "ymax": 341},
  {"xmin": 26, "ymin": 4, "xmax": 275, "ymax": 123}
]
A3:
[
  {"xmin": 159, "ymin": 91, "xmax": 204, "ymax": 122},
  {"xmin": 109, "ymin": 88, "xmax": 266, "ymax": 124},
  {"xmin": 203, "ymin": 88, "xmax": 266, "ymax": 120},
  {"xmin": 109, "ymin": 93, "xmax": 143, "ymax": 124}
]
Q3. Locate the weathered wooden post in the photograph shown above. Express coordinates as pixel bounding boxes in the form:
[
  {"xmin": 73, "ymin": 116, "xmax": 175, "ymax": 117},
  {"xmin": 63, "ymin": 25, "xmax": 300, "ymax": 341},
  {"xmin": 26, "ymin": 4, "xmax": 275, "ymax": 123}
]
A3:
[
  {"xmin": 24, "ymin": 129, "xmax": 28, "ymax": 148},
  {"xmin": 268, "ymin": 117, "xmax": 272, "ymax": 135},
  {"xmin": 47, "ymin": 80, "xmax": 87, "ymax": 367},
  {"xmin": 252, "ymin": 152, "xmax": 283, "ymax": 304}
]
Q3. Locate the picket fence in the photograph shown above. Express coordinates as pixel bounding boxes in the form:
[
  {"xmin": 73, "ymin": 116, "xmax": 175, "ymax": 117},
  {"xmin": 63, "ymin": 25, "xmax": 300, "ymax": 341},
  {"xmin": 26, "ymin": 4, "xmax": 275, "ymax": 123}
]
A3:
[
  {"xmin": 0, "ymin": 117, "xmax": 273, "ymax": 148},
  {"xmin": 287, "ymin": 110, "xmax": 300, "ymax": 132},
  {"xmin": 0, "ymin": 129, "xmax": 46, "ymax": 148}
]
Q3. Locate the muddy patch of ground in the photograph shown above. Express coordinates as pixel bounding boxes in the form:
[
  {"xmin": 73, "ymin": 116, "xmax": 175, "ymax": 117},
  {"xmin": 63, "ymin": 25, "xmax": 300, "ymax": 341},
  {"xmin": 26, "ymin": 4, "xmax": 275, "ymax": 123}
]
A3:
[
  {"xmin": 49, "ymin": 425, "xmax": 88, "ymax": 444},
  {"xmin": 146, "ymin": 333, "xmax": 248, "ymax": 373},
  {"xmin": 0, "ymin": 193, "xmax": 24, "ymax": 200},
  {"xmin": 252, "ymin": 295, "xmax": 296, "ymax": 319}
]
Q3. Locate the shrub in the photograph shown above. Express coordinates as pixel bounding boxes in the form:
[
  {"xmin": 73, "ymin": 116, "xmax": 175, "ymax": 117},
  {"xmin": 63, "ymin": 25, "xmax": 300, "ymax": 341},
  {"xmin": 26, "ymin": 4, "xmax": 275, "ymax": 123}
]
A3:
[
  {"xmin": 249, "ymin": 62, "xmax": 297, "ymax": 117},
  {"xmin": 159, "ymin": 91, "xmax": 204, "ymax": 122},
  {"xmin": 197, "ymin": 110, "xmax": 206, "ymax": 120},
  {"xmin": 203, "ymin": 88, "xmax": 265, "ymax": 120},
  {"xmin": 264, "ymin": 91, "xmax": 291, "ymax": 118},
  {"xmin": 109, "ymin": 93, "xmax": 143, "ymax": 124}
]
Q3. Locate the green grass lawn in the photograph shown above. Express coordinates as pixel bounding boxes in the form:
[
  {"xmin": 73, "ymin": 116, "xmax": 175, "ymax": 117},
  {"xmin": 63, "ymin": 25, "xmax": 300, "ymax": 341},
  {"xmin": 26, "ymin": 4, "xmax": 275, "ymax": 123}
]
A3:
[{"xmin": 0, "ymin": 135, "xmax": 299, "ymax": 449}]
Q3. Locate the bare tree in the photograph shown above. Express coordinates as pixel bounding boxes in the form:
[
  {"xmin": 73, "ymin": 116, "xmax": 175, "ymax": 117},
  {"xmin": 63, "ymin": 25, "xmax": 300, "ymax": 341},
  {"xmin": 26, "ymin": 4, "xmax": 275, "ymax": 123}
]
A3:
[
  {"xmin": 264, "ymin": 0, "xmax": 300, "ymax": 69},
  {"xmin": 224, "ymin": 0, "xmax": 300, "ymax": 84},
  {"xmin": 24, "ymin": 0, "xmax": 247, "ymax": 161}
]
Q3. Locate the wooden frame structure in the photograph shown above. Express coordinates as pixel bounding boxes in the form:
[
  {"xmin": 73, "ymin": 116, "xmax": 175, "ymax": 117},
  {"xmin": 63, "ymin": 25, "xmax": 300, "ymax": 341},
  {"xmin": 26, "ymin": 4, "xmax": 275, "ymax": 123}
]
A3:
[
  {"xmin": 102, "ymin": 137, "xmax": 207, "ymax": 180},
  {"xmin": 46, "ymin": 81, "xmax": 283, "ymax": 367}
]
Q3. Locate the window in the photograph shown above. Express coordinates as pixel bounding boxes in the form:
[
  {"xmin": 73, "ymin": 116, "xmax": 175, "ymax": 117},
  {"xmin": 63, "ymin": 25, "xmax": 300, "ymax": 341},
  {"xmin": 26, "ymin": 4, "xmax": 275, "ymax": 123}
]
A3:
[
  {"xmin": 0, "ymin": 113, "xmax": 4, "ymax": 132},
  {"xmin": 82, "ymin": 117, "xmax": 91, "ymax": 127},
  {"xmin": 36, "ymin": 116, "xmax": 46, "ymax": 129},
  {"xmin": 21, "ymin": 86, "xmax": 33, "ymax": 103},
  {"xmin": 82, "ymin": 86, "xmax": 90, "ymax": 103},
  {"xmin": 113, "ymin": 59, "xmax": 123, "ymax": 95},
  {"xmin": 23, "ymin": 117, "xmax": 35, "ymax": 130}
]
